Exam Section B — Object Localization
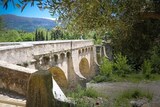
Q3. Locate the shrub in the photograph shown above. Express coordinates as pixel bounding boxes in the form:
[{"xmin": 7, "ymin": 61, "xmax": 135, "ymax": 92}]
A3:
[
  {"xmin": 150, "ymin": 46, "xmax": 160, "ymax": 74},
  {"xmin": 114, "ymin": 53, "xmax": 131, "ymax": 76},
  {"xmin": 84, "ymin": 88, "xmax": 99, "ymax": 98},
  {"xmin": 100, "ymin": 57, "xmax": 113, "ymax": 77},
  {"xmin": 141, "ymin": 60, "xmax": 152, "ymax": 79},
  {"xmin": 67, "ymin": 85, "xmax": 98, "ymax": 98},
  {"xmin": 93, "ymin": 75, "xmax": 107, "ymax": 83}
]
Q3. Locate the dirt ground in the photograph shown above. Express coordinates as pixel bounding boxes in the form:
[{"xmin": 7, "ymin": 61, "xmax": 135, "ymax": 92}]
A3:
[{"xmin": 87, "ymin": 81, "xmax": 160, "ymax": 107}]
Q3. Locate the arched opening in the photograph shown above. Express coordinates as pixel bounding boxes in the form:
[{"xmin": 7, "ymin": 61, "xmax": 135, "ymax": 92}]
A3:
[
  {"xmin": 88, "ymin": 47, "xmax": 91, "ymax": 52},
  {"xmin": 78, "ymin": 49, "xmax": 81, "ymax": 55},
  {"xmin": 53, "ymin": 54, "xmax": 58, "ymax": 64},
  {"xmin": 85, "ymin": 48, "xmax": 88, "ymax": 53},
  {"xmin": 91, "ymin": 47, "xmax": 93, "ymax": 51},
  {"xmin": 49, "ymin": 67, "xmax": 68, "ymax": 88},
  {"xmin": 79, "ymin": 58, "xmax": 90, "ymax": 78},
  {"xmin": 60, "ymin": 53, "xmax": 65, "ymax": 61},
  {"xmin": 82, "ymin": 48, "xmax": 85, "ymax": 53},
  {"xmin": 42, "ymin": 56, "xmax": 50, "ymax": 65},
  {"xmin": 66, "ymin": 52, "xmax": 71, "ymax": 58}
]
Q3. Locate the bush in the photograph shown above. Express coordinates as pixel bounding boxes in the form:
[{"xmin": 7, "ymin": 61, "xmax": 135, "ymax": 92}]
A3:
[
  {"xmin": 93, "ymin": 75, "xmax": 107, "ymax": 83},
  {"xmin": 150, "ymin": 46, "xmax": 160, "ymax": 74},
  {"xmin": 67, "ymin": 85, "xmax": 98, "ymax": 98},
  {"xmin": 84, "ymin": 88, "xmax": 99, "ymax": 98},
  {"xmin": 100, "ymin": 57, "xmax": 113, "ymax": 77},
  {"xmin": 141, "ymin": 60, "xmax": 152, "ymax": 79},
  {"xmin": 22, "ymin": 33, "xmax": 34, "ymax": 41},
  {"xmin": 114, "ymin": 53, "xmax": 131, "ymax": 76}
]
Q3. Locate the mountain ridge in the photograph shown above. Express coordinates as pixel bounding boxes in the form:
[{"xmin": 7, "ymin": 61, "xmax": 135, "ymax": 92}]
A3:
[{"xmin": 0, "ymin": 14, "xmax": 57, "ymax": 32}]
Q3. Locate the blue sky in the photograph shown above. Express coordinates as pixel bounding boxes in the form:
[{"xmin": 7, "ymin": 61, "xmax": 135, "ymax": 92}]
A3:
[{"xmin": 0, "ymin": 1, "xmax": 57, "ymax": 20}]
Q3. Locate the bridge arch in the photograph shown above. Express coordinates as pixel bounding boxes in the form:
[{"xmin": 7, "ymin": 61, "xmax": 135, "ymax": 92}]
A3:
[
  {"xmin": 49, "ymin": 67, "xmax": 68, "ymax": 88},
  {"xmin": 79, "ymin": 57, "xmax": 90, "ymax": 78},
  {"xmin": 60, "ymin": 53, "xmax": 65, "ymax": 61},
  {"xmin": 85, "ymin": 48, "xmax": 88, "ymax": 53},
  {"xmin": 53, "ymin": 54, "xmax": 58, "ymax": 64},
  {"xmin": 66, "ymin": 52, "xmax": 71, "ymax": 58},
  {"xmin": 78, "ymin": 49, "xmax": 81, "ymax": 55},
  {"xmin": 82, "ymin": 48, "xmax": 85, "ymax": 53},
  {"xmin": 41, "ymin": 55, "xmax": 50, "ymax": 65}
]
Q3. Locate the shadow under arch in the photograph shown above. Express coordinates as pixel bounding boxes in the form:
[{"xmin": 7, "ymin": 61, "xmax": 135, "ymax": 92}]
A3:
[
  {"xmin": 79, "ymin": 57, "xmax": 90, "ymax": 78},
  {"xmin": 49, "ymin": 67, "xmax": 68, "ymax": 89}
]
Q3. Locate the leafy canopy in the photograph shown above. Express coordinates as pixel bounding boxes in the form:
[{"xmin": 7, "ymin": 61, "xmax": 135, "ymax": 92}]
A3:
[{"xmin": 1, "ymin": 0, "xmax": 147, "ymax": 34}]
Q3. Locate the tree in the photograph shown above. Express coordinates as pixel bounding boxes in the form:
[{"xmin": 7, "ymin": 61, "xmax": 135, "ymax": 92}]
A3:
[
  {"xmin": 50, "ymin": 26, "xmax": 63, "ymax": 40},
  {"xmin": 34, "ymin": 28, "xmax": 47, "ymax": 41},
  {"xmin": 22, "ymin": 33, "xmax": 34, "ymax": 41},
  {"xmin": 0, "ymin": 0, "xmax": 147, "ymax": 33},
  {"xmin": 0, "ymin": 30, "xmax": 22, "ymax": 42},
  {"xmin": 46, "ymin": 29, "xmax": 49, "ymax": 40}
]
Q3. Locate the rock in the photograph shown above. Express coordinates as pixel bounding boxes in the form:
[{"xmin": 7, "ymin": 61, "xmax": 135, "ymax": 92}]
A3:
[{"xmin": 130, "ymin": 99, "xmax": 148, "ymax": 107}]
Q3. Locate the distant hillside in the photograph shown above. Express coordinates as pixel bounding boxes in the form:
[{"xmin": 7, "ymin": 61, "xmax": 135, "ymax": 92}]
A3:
[{"xmin": 0, "ymin": 14, "xmax": 57, "ymax": 32}]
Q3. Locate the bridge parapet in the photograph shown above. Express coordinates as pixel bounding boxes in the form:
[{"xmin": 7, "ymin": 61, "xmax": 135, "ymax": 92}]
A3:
[{"xmin": 0, "ymin": 40, "xmax": 93, "ymax": 67}]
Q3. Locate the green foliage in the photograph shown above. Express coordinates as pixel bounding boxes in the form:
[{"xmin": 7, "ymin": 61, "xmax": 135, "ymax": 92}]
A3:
[
  {"xmin": 112, "ymin": 19, "xmax": 160, "ymax": 69},
  {"xmin": 84, "ymin": 88, "xmax": 99, "ymax": 98},
  {"xmin": 93, "ymin": 52, "xmax": 160, "ymax": 83},
  {"xmin": 21, "ymin": 33, "xmax": 34, "ymax": 41},
  {"xmin": 35, "ymin": 28, "xmax": 47, "ymax": 41},
  {"xmin": 50, "ymin": 27, "xmax": 63, "ymax": 40},
  {"xmin": 114, "ymin": 89, "xmax": 153, "ymax": 107},
  {"xmin": 100, "ymin": 57, "xmax": 113, "ymax": 77},
  {"xmin": 121, "ymin": 89, "xmax": 152, "ymax": 100},
  {"xmin": 141, "ymin": 60, "xmax": 152, "ymax": 79},
  {"xmin": 93, "ymin": 75, "xmax": 108, "ymax": 83},
  {"xmin": 67, "ymin": 86, "xmax": 101, "ymax": 107},
  {"xmin": 3, "ymin": 0, "xmax": 150, "ymax": 35},
  {"xmin": 94, "ymin": 38, "xmax": 102, "ymax": 45},
  {"xmin": 150, "ymin": 46, "xmax": 160, "ymax": 74},
  {"xmin": 114, "ymin": 53, "xmax": 131, "ymax": 76},
  {"xmin": 0, "ymin": 30, "xmax": 22, "ymax": 42},
  {"xmin": 0, "ymin": 30, "xmax": 35, "ymax": 42},
  {"xmin": 68, "ymin": 85, "xmax": 98, "ymax": 98}
]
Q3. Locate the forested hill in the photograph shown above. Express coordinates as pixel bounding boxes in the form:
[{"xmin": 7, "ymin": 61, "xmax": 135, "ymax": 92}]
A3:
[{"xmin": 0, "ymin": 14, "xmax": 57, "ymax": 32}]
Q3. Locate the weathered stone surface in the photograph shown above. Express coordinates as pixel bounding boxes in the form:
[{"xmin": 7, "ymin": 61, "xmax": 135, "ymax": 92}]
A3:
[
  {"xmin": 0, "ymin": 40, "xmax": 97, "ymax": 88},
  {"xmin": 26, "ymin": 70, "xmax": 73, "ymax": 107},
  {"xmin": 0, "ymin": 40, "xmax": 100, "ymax": 99},
  {"xmin": 0, "ymin": 61, "xmax": 36, "ymax": 95}
]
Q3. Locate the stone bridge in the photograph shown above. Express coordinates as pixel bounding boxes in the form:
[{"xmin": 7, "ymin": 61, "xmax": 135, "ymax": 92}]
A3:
[{"xmin": 0, "ymin": 40, "xmax": 106, "ymax": 96}]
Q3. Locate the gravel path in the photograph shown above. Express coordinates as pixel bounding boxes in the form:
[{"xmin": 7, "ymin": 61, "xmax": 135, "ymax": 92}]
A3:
[{"xmin": 87, "ymin": 81, "xmax": 160, "ymax": 107}]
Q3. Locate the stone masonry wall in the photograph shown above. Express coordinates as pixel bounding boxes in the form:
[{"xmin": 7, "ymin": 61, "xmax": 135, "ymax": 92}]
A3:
[{"xmin": 0, "ymin": 61, "xmax": 36, "ymax": 95}]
